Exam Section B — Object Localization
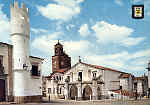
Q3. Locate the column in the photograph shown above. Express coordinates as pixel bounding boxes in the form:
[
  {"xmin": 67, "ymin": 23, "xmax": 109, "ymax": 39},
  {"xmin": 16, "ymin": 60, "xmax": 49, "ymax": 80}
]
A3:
[
  {"xmin": 77, "ymin": 82, "xmax": 82, "ymax": 100},
  {"xmin": 64, "ymin": 82, "xmax": 69, "ymax": 100},
  {"xmin": 92, "ymin": 80, "xmax": 98, "ymax": 100}
]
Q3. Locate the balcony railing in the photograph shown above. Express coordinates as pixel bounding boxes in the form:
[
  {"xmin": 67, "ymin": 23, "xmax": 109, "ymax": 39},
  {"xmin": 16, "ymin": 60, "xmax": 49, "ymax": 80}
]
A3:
[{"xmin": 30, "ymin": 69, "xmax": 40, "ymax": 77}]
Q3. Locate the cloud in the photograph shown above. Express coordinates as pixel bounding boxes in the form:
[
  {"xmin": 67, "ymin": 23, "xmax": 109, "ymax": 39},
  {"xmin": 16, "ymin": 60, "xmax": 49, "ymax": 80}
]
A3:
[
  {"xmin": 92, "ymin": 21, "xmax": 144, "ymax": 47},
  {"xmin": 121, "ymin": 37, "xmax": 145, "ymax": 47},
  {"xmin": 132, "ymin": 0, "xmax": 142, "ymax": 3},
  {"xmin": 78, "ymin": 24, "xmax": 90, "ymax": 37},
  {"xmin": 0, "ymin": 4, "xmax": 10, "ymax": 43},
  {"xmin": 32, "ymin": 32, "xmax": 62, "ymax": 54},
  {"xmin": 114, "ymin": 0, "xmax": 123, "ymax": 6},
  {"xmin": 31, "ymin": 28, "xmax": 48, "ymax": 34},
  {"xmin": 63, "ymin": 40, "xmax": 92, "ymax": 57},
  {"xmin": 32, "ymin": 32, "xmax": 92, "ymax": 75},
  {"xmin": 66, "ymin": 24, "xmax": 75, "ymax": 31},
  {"xmin": 37, "ymin": 0, "xmax": 84, "ymax": 21},
  {"xmin": 32, "ymin": 30, "xmax": 149, "ymax": 76},
  {"xmin": 84, "ymin": 49, "xmax": 150, "ymax": 73}
]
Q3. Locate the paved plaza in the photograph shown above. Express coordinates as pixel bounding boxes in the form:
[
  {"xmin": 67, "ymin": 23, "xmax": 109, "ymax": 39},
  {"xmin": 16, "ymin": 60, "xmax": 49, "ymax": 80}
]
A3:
[{"xmin": 1, "ymin": 99, "xmax": 150, "ymax": 105}]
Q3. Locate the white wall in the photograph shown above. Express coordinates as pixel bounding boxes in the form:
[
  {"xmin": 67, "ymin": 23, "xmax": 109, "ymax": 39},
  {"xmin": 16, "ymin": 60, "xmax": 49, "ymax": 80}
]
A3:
[
  {"xmin": 120, "ymin": 78, "xmax": 129, "ymax": 90},
  {"xmin": 65, "ymin": 63, "xmax": 103, "ymax": 82},
  {"xmin": 13, "ymin": 70, "xmax": 42, "ymax": 96},
  {"xmin": 104, "ymin": 70, "xmax": 120, "ymax": 91}
]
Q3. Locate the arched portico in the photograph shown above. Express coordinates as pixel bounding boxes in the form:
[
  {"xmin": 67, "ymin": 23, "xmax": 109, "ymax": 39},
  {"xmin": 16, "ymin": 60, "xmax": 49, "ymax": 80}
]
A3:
[
  {"xmin": 70, "ymin": 85, "xmax": 78, "ymax": 100},
  {"xmin": 83, "ymin": 85, "xmax": 92, "ymax": 100}
]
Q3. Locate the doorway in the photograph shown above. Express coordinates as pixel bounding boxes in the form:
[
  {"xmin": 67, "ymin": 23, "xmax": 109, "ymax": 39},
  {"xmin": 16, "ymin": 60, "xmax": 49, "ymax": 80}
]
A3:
[{"xmin": 0, "ymin": 79, "xmax": 5, "ymax": 101}]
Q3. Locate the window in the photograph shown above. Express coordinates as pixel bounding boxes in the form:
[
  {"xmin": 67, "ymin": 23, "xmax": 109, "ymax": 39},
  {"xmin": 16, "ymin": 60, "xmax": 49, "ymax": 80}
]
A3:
[
  {"xmin": 0, "ymin": 55, "xmax": 3, "ymax": 65},
  {"xmin": 0, "ymin": 56, "xmax": 3, "ymax": 74},
  {"xmin": 59, "ymin": 76, "xmax": 61, "ymax": 81},
  {"xmin": 56, "ymin": 76, "xmax": 59, "ymax": 80},
  {"xmin": 88, "ymin": 70, "xmax": 91, "ymax": 78},
  {"xmin": 78, "ymin": 72, "xmax": 82, "ymax": 81},
  {"xmin": 67, "ymin": 76, "xmax": 70, "ymax": 82},
  {"xmin": 93, "ymin": 72, "xmax": 96, "ymax": 79},
  {"xmin": 60, "ymin": 88, "xmax": 61, "ymax": 94},
  {"xmin": 53, "ymin": 88, "xmax": 55, "ymax": 94},
  {"xmin": 48, "ymin": 88, "xmax": 51, "ymax": 94},
  {"xmin": 31, "ymin": 65, "xmax": 39, "ymax": 76},
  {"xmin": 57, "ymin": 87, "xmax": 59, "ymax": 94},
  {"xmin": 62, "ymin": 76, "xmax": 63, "ymax": 81},
  {"xmin": 134, "ymin": 83, "xmax": 137, "ymax": 90}
]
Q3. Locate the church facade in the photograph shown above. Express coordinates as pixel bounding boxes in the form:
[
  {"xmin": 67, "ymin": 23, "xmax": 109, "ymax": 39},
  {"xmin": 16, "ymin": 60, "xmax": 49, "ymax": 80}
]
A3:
[{"xmin": 45, "ymin": 42, "xmax": 149, "ymax": 100}]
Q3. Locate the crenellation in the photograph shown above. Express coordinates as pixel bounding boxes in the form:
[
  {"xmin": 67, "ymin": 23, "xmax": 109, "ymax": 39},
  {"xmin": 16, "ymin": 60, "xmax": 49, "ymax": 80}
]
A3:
[
  {"xmin": 21, "ymin": 3, "xmax": 26, "ymax": 9},
  {"xmin": 14, "ymin": 1, "xmax": 19, "ymax": 9},
  {"xmin": 11, "ymin": 1, "xmax": 29, "ymax": 17}
]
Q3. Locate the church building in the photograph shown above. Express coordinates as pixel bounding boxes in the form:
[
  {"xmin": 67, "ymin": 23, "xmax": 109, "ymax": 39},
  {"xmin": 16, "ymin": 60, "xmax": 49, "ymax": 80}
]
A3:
[{"xmin": 45, "ymin": 42, "xmax": 149, "ymax": 100}]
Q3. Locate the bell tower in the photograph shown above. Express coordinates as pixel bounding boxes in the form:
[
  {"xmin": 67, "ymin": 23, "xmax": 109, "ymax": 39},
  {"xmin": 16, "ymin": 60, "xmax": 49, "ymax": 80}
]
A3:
[
  {"xmin": 52, "ymin": 41, "xmax": 71, "ymax": 73},
  {"xmin": 55, "ymin": 40, "xmax": 63, "ymax": 56}
]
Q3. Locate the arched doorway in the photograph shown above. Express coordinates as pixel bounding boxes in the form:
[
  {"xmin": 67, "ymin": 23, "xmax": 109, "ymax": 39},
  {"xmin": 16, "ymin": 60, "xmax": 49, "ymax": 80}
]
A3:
[
  {"xmin": 97, "ymin": 87, "xmax": 101, "ymax": 100},
  {"xmin": 70, "ymin": 85, "xmax": 78, "ymax": 100},
  {"xmin": 83, "ymin": 85, "xmax": 92, "ymax": 100},
  {"xmin": 0, "ymin": 79, "xmax": 5, "ymax": 101}
]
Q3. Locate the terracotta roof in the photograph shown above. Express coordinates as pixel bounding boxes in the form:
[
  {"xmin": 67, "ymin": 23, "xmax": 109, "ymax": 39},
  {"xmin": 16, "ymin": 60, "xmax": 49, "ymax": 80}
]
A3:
[
  {"xmin": 0, "ymin": 42, "xmax": 12, "ymax": 46},
  {"xmin": 80, "ymin": 62, "xmax": 126, "ymax": 73},
  {"xmin": 46, "ymin": 68, "xmax": 68, "ymax": 79},
  {"xmin": 119, "ymin": 73, "xmax": 131, "ymax": 78},
  {"xmin": 113, "ymin": 90, "xmax": 135, "ymax": 96},
  {"xmin": 134, "ymin": 76, "xmax": 147, "ymax": 80},
  {"xmin": 30, "ymin": 56, "xmax": 44, "ymax": 60}
]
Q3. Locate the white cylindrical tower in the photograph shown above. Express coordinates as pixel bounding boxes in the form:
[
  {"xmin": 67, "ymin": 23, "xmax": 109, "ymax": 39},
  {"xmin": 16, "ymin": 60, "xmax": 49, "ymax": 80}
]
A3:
[
  {"xmin": 10, "ymin": 1, "xmax": 32, "ymax": 103},
  {"xmin": 11, "ymin": 1, "xmax": 31, "ymax": 70}
]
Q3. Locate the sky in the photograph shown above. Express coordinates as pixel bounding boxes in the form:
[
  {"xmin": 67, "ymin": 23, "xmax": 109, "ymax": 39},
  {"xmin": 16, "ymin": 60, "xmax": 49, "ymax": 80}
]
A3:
[{"xmin": 0, "ymin": 0, "xmax": 150, "ymax": 76}]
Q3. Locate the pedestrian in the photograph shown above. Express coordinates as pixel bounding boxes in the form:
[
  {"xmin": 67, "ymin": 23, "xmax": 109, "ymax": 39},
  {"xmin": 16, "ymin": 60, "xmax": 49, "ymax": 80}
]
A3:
[{"xmin": 49, "ymin": 94, "xmax": 50, "ymax": 102}]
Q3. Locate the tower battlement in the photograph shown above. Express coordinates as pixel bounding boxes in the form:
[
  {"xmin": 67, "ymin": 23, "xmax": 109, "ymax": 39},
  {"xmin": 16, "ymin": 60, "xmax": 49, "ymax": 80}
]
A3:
[
  {"xmin": 10, "ymin": 1, "xmax": 29, "ymax": 13},
  {"xmin": 10, "ymin": 1, "xmax": 30, "ymax": 37}
]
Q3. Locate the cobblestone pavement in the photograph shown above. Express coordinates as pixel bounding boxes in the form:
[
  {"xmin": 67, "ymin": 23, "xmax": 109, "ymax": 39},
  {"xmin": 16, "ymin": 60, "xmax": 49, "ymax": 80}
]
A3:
[{"xmin": 0, "ymin": 99, "xmax": 150, "ymax": 105}]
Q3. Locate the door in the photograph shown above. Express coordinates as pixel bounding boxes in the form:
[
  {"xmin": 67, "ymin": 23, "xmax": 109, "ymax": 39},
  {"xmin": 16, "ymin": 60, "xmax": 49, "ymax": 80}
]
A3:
[
  {"xmin": 83, "ymin": 85, "xmax": 92, "ymax": 100},
  {"xmin": 0, "ymin": 79, "xmax": 5, "ymax": 101}
]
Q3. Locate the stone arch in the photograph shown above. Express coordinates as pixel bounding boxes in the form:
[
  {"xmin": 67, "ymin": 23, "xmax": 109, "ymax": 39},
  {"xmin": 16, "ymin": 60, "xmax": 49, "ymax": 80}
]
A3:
[
  {"xmin": 59, "ymin": 86, "xmax": 64, "ymax": 94},
  {"xmin": 97, "ymin": 87, "xmax": 102, "ymax": 100},
  {"xmin": 59, "ymin": 86, "xmax": 65, "ymax": 99},
  {"xmin": 83, "ymin": 85, "xmax": 92, "ymax": 100},
  {"xmin": 70, "ymin": 85, "xmax": 78, "ymax": 100}
]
